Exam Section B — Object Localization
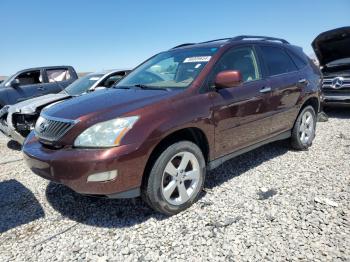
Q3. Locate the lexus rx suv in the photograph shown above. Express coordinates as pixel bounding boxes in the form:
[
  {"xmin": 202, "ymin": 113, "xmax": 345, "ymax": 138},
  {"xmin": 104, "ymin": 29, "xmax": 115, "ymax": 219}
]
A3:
[
  {"xmin": 312, "ymin": 27, "xmax": 350, "ymax": 106},
  {"xmin": 23, "ymin": 36, "xmax": 321, "ymax": 215}
]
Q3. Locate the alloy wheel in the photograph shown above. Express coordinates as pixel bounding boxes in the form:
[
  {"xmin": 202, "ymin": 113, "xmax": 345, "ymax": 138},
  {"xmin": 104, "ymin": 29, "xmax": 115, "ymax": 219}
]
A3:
[
  {"xmin": 299, "ymin": 111, "xmax": 314, "ymax": 144},
  {"xmin": 161, "ymin": 151, "xmax": 201, "ymax": 206}
]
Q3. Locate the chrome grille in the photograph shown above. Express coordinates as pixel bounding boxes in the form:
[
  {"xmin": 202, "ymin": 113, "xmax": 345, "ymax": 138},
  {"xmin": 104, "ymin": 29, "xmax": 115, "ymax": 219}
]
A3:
[
  {"xmin": 322, "ymin": 76, "xmax": 350, "ymax": 89},
  {"xmin": 35, "ymin": 115, "xmax": 75, "ymax": 141}
]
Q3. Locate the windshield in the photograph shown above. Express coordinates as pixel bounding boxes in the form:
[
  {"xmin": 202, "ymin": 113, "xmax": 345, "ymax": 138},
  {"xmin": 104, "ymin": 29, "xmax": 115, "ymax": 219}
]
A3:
[
  {"xmin": 64, "ymin": 74, "xmax": 103, "ymax": 96},
  {"xmin": 327, "ymin": 57, "xmax": 350, "ymax": 67},
  {"xmin": 116, "ymin": 47, "xmax": 218, "ymax": 89}
]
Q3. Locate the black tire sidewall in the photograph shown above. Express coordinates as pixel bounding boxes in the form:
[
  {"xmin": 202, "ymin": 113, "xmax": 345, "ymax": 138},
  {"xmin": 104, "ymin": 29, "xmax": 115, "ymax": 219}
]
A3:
[{"xmin": 144, "ymin": 141, "xmax": 206, "ymax": 215}]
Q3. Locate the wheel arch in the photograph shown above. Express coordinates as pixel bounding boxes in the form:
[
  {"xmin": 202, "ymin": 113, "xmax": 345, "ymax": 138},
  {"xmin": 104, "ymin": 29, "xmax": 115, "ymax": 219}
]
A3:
[
  {"xmin": 299, "ymin": 96, "xmax": 320, "ymax": 115},
  {"xmin": 141, "ymin": 127, "xmax": 210, "ymax": 187}
]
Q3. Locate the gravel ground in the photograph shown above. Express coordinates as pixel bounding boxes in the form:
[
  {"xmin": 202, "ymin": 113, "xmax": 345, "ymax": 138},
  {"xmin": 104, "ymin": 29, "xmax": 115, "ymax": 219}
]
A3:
[{"xmin": 0, "ymin": 108, "xmax": 349, "ymax": 261}]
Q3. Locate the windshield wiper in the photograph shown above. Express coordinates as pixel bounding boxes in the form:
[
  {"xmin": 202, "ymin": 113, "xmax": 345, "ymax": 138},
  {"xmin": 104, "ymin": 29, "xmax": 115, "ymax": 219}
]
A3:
[
  {"xmin": 113, "ymin": 86, "xmax": 131, "ymax": 89},
  {"xmin": 133, "ymin": 84, "xmax": 168, "ymax": 91}
]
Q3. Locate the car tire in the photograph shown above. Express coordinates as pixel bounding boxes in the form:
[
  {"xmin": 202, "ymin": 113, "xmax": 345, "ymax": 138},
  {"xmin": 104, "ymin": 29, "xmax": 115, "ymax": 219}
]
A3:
[
  {"xmin": 291, "ymin": 105, "xmax": 317, "ymax": 150},
  {"xmin": 142, "ymin": 141, "xmax": 206, "ymax": 216}
]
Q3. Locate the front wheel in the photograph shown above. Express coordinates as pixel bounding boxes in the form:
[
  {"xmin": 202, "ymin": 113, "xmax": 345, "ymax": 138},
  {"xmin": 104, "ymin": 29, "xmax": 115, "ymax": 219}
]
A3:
[
  {"xmin": 142, "ymin": 141, "xmax": 206, "ymax": 216},
  {"xmin": 291, "ymin": 105, "xmax": 317, "ymax": 150}
]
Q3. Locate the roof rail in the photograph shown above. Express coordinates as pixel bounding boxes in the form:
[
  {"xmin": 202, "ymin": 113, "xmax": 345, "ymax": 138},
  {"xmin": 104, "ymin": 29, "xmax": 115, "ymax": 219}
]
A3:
[
  {"xmin": 171, "ymin": 35, "xmax": 289, "ymax": 50},
  {"xmin": 171, "ymin": 43, "xmax": 195, "ymax": 49},
  {"xmin": 199, "ymin": 38, "xmax": 232, "ymax": 44},
  {"xmin": 172, "ymin": 38, "xmax": 233, "ymax": 50},
  {"xmin": 231, "ymin": 35, "xmax": 290, "ymax": 44}
]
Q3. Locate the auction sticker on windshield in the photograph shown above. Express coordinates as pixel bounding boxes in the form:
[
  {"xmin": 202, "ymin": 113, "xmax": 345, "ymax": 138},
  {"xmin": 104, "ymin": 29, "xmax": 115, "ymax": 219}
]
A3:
[{"xmin": 183, "ymin": 56, "xmax": 211, "ymax": 63}]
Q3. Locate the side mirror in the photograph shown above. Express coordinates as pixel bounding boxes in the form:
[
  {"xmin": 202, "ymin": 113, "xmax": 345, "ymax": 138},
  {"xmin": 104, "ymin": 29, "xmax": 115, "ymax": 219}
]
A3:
[
  {"xmin": 10, "ymin": 79, "xmax": 20, "ymax": 88},
  {"xmin": 214, "ymin": 70, "xmax": 242, "ymax": 89}
]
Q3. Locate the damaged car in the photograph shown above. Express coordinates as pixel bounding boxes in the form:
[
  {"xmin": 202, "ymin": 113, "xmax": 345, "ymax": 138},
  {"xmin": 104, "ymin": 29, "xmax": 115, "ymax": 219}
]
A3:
[
  {"xmin": 312, "ymin": 26, "xmax": 350, "ymax": 106},
  {"xmin": 0, "ymin": 66, "xmax": 78, "ymax": 109},
  {"xmin": 0, "ymin": 69, "xmax": 129, "ymax": 144},
  {"xmin": 23, "ymin": 36, "xmax": 320, "ymax": 215}
]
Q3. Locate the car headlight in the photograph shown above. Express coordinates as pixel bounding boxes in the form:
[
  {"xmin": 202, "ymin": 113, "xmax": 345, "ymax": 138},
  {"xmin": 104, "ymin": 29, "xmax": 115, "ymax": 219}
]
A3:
[{"xmin": 74, "ymin": 116, "xmax": 139, "ymax": 148}]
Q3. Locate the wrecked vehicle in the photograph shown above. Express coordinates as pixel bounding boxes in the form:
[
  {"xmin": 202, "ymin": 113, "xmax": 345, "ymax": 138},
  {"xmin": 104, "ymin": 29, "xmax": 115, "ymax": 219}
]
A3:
[
  {"xmin": 312, "ymin": 27, "xmax": 350, "ymax": 106},
  {"xmin": 0, "ymin": 69, "xmax": 129, "ymax": 144},
  {"xmin": 0, "ymin": 66, "xmax": 78, "ymax": 109},
  {"xmin": 23, "ymin": 36, "xmax": 320, "ymax": 215}
]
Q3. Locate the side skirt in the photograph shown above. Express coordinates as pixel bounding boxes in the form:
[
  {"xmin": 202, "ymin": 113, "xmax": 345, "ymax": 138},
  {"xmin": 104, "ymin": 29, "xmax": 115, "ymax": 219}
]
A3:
[{"xmin": 208, "ymin": 130, "xmax": 291, "ymax": 170}]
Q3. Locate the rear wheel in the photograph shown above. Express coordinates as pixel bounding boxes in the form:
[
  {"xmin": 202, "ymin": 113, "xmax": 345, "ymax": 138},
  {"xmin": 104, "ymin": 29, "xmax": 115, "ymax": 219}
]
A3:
[
  {"xmin": 291, "ymin": 106, "xmax": 316, "ymax": 150},
  {"xmin": 142, "ymin": 141, "xmax": 206, "ymax": 216}
]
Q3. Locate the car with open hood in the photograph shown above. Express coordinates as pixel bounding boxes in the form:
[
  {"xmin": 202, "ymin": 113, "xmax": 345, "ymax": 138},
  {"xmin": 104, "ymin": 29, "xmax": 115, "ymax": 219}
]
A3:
[
  {"xmin": 23, "ymin": 35, "xmax": 321, "ymax": 215},
  {"xmin": 0, "ymin": 69, "xmax": 129, "ymax": 144},
  {"xmin": 312, "ymin": 27, "xmax": 350, "ymax": 106}
]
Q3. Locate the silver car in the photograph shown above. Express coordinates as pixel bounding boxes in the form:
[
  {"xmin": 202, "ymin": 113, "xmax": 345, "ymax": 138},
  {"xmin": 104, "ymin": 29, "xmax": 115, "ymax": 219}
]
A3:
[{"xmin": 0, "ymin": 69, "xmax": 129, "ymax": 144}]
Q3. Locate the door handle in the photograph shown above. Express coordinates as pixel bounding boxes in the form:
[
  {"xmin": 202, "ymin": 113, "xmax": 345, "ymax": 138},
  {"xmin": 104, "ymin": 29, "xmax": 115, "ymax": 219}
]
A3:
[
  {"xmin": 37, "ymin": 86, "xmax": 45, "ymax": 90},
  {"xmin": 260, "ymin": 86, "xmax": 272, "ymax": 93}
]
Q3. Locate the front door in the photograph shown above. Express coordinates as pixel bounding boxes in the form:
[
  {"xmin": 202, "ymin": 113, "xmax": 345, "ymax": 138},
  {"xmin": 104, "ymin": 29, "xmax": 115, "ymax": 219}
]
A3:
[
  {"xmin": 209, "ymin": 46, "xmax": 274, "ymax": 158},
  {"xmin": 8, "ymin": 69, "xmax": 46, "ymax": 104}
]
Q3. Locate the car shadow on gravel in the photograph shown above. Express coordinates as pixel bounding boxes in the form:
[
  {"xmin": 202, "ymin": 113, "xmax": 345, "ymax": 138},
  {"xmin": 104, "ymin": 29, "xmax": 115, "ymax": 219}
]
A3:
[
  {"xmin": 45, "ymin": 182, "xmax": 164, "ymax": 228},
  {"xmin": 324, "ymin": 107, "xmax": 350, "ymax": 119},
  {"xmin": 205, "ymin": 141, "xmax": 289, "ymax": 190},
  {"xmin": 0, "ymin": 179, "xmax": 44, "ymax": 233},
  {"xmin": 46, "ymin": 141, "xmax": 289, "ymax": 228}
]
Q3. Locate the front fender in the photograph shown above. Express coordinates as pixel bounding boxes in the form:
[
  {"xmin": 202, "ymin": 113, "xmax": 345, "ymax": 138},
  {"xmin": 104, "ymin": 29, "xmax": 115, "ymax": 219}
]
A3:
[{"xmin": 124, "ymin": 92, "xmax": 215, "ymax": 161}]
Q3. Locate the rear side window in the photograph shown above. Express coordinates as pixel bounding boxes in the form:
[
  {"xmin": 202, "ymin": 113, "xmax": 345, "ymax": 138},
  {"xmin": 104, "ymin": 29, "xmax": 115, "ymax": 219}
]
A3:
[
  {"xmin": 288, "ymin": 50, "xmax": 308, "ymax": 69},
  {"xmin": 46, "ymin": 68, "xmax": 71, "ymax": 82},
  {"xmin": 260, "ymin": 46, "xmax": 297, "ymax": 76}
]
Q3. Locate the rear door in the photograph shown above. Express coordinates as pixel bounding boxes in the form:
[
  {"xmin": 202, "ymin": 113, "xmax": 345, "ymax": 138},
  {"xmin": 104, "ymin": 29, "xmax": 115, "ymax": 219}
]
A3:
[
  {"xmin": 209, "ymin": 45, "xmax": 274, "ymax": 158},
  {"xmin": 257, "ymin": 45, "xmax": 302, "ymax": 134},
  {"xmin": 7, "ymin": 69, "xmax": 46, "ymax": 104},
  {"xmin": 42, "ymin": 68, "xmax": 74, "ymax": 94}
]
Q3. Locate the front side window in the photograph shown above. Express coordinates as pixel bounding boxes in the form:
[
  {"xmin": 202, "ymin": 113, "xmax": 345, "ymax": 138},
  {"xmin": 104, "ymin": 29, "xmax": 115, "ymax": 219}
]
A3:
[
  {"xmin": 117, "ymin": 47, "xmax": 219, "ymax": 89},
  {"xmin": 16, "ymin": 70, "xmax": 42, "ymax": 86},
  {"xmin": 213, "ymin": 47, "xmax": 261, "ymax": 82},
  {"xmin": 46, "ymin": 69, "xmax": 71, "ymax": 82},
  {"xmin": 260, "ymin": 46, "xmax": 297, "ymax": 76},
  {"xmin": 64, "ymin": 74, "xmax": 103, "ymax": 96},
  {"xmin": 99, "ymin": 73, "xmax": 125, "ymax": 88}
]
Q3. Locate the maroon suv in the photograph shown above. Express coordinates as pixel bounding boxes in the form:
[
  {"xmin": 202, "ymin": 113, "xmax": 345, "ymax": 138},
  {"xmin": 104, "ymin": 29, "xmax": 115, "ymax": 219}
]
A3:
[{"xmin": 23, "ymin": 36, "xmax": 321, "ymax": 215}]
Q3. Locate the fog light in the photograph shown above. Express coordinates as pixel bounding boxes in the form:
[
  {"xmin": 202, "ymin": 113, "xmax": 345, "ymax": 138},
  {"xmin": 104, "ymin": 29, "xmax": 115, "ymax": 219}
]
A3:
[{"xmin": 87, "ymin": 170, "xmax": 118, "ymax": 182}]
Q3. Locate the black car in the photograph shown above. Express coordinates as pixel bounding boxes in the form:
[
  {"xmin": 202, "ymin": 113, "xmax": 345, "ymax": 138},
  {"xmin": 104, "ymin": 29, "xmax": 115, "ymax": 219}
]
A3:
[
  {"xmin": 312, "ymin": 27, "xmax": 350, "ymax": 106},
  {"xmin": 0, "ymin": 66, "xmax": 78, "ymax": 109}
]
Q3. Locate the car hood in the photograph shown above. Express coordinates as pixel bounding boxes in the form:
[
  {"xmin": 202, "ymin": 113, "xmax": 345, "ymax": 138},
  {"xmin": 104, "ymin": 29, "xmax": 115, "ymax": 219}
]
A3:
[
  {"xmin": 9, "ymin": 93, "xmax": 70, "ymax": 114},
  {"xmin": 312, "ymin": 27, "xmax": 350, "ymax": 66},
  {"xmin": 42, "ymin": 88, "xmax": 181, "ymax": 121}
]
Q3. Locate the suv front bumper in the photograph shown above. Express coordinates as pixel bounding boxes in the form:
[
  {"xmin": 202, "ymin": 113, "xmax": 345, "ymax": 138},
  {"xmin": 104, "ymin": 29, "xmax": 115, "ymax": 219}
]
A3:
[
  {"xmin": 322, "ymin": 93, "xmax": 350, "ymax": 106},
  {"xmin": 22, "ymin": 132, "xmax": 152, "ymax": 198}
]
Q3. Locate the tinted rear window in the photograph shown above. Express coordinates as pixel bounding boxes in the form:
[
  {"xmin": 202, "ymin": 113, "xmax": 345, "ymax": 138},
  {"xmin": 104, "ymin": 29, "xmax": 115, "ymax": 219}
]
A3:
[
  {"xmin": 287, "ymin": 50, "xmax": 308, "ymax": 69},
  {"xmin": 260, "ymin": 46, "xmax": 298, "ymax": 76}
]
